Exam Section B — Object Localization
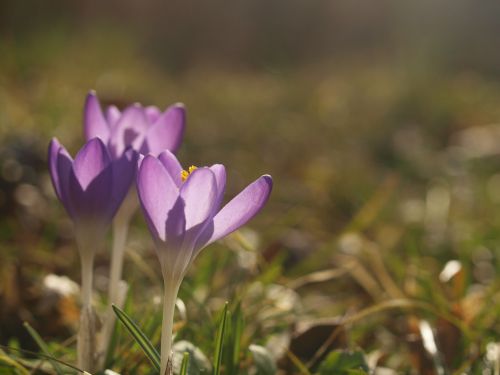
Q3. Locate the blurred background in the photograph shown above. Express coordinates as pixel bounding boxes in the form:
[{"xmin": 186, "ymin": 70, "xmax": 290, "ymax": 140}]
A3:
[{"xmin": 1, "ymin": 1, "xmax": 499, "ymax": 373}]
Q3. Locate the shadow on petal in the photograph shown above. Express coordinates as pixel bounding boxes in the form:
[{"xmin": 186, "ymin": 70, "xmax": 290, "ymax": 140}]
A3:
[
  {"xmin": 68, "ymin": 163, "xmax": 114, "ymax": 224},
  {"xmin": 109, "ymin": 148, "xmax": 139, "ymax": 218}
]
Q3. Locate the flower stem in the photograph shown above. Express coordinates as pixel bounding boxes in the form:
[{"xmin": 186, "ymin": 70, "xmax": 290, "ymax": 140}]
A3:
[
  {"xmin": 109, "ymin": 218, "xmax": 129, "ymax": 303},
  {"xmin": 98, "ymin": 191, "xmax": 137, "ymax": 368},
  {"xmin": 98, "ymin": 218, "xmax": 130, "ymax": 366},
  {"xmin": 160, "ymin": 279, "xmax": 180, "ymax": 375},
  {"xmin": 77, "ymin": 250, "xmax": 96, "ymax": 372}
]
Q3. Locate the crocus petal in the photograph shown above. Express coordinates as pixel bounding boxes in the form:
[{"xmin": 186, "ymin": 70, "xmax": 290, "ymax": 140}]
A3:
[
  {"xmin": 48, "ymin": 138, "xmax": 64, "ymax": 200},
  {"xmin": 143, "ymin": 104, "xmax": 186, "ymax": 155},
  {"xmin": 68, "ymin": 139, "xmax": 114, "ymax": 222},
  {"xmin": 72, "ymin": 138, "xmax": 111, "ymax": 189},
  {"xmin": 158, "ymin": 150, "xmax": 183, "ymax": 187},
  {"xmin": 164, "ymin": 197, "xmax": 186, "ymax": 250},
  {"xmin": 149, "ymin": 195, "xmax": 187, "ymax": 281},
  {"xmin": 106, "ymin": 105, "xmax": 121, "ymax": 128},
  {"xmin": 137, "ymin": 155, "xmax": 180, "ymax": 242},
  {"xmin": 83, "ymin": 91, "xmax": 110, "ymax": 143},
  {"xmin": 109, "ymin": 148, "xmax": 139, "ymax": 218},
  {"xmin": 145, "ymin": 106, "xmax": 161, "ymax": 123},
  {"xmin": 109, "ymin": 105, "xmax": 149, "ymax": 158},
  {"xmin": 210, "ymin": 164, "xmax": 226, "ymax": 211},
  {"xmin": 197, "ymin": 175, "xmax": 273, "ymax": 250},
  {"xmin": 180, "ymin": 168, "xmax": 217, "ymax": 233},
  {"xmin": 68, "ymin": 169, "xmax": 113, "ymax": 224},
  {"xmin": 178, "ymin": 168, "xmax": 218, "ymax": 269},
  {"xmin": 55, "ymin": 147, "xmax": 75, "ymax": 218}
]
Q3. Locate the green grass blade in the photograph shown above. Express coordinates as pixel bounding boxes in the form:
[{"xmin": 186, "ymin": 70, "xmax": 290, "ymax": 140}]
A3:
[
  {"xmin": 212, "ymin": 302, "xmax": 229, "ymax": 375},
  {"xmin": 0, "ymin": 349, "xmax": 30, "ymax": 375},
  {"xmin": 112, "ymin": 304, "xmax": 161, "ymax": 371},
  {"xmin": 0, "ymin": 344, "xmax": 82, "ymax": 372},
  {"xmin": 180, "ymin": 351, "xmax": 190, "ymax": 375},
  {"xmin": 225, "ymin": 302, "xmax": 244, "ymax": 374},
  {"xmin": 23, "ymin": 322, "xmax": 64, "ymax": 375}
]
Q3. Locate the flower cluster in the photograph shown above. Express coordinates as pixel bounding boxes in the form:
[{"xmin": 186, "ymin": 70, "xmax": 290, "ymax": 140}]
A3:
[{"xmin": 48, "ymin": 92, "xmax": 272, "ymax": 374}]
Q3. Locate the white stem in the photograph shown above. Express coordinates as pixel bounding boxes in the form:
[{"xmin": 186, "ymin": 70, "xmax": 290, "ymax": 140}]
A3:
[
  {"xmin": 80, "ymin": 252, "xmax": 94, "ymax": 309},
  {"xmin": 109, "ymin": 218, "xmax": 130, "ymax": 303},
  {"xmin": 160, "ymin": 279, "xmax": 180, "ymax": 375},
  {"xmin": 77, "ymin": 250, "xmax": 96, "ymax": 372},
  {"xmin": 99, "ymin": 191, "xmax": 137, "ymax": 369}
]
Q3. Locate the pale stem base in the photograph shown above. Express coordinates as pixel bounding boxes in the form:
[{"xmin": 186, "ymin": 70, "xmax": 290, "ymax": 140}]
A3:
[
  {"xmin": 77, "ymin": 250, "xmax": 96, "ymax": 372},
  {"xmin": 160, "ymin": 280, "xmax": 181, "ymax": 375}
]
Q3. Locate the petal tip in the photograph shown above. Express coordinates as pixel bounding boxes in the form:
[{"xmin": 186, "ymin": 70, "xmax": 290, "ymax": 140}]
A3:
[
  {"xmin": 87, "ymin": 136, "xmax": 107, "ymax": 148},
  {"xmin": 49, "ymin": 137, "xmax": 61, "ymax": 150},
  {"xmin": 158, "ymin": 149, "xmax": 177, "ymax": 160},
  {"xmin": 85, "ymin": 91, "xmax": 99, "ymax": 106},
  {"xmin": 173, "ymin": 102, "xmax": 186, "ymax": 109},
  {"xmin": 166, "ymin": 103, "xmax": 186, "ymax": 117},
  {"xmin": 140, "ymin": 153, "xmax": 157, "ymax": 167},
  {"xmin": 260, "ymin": 174, "xmax": 273, "ymax": 189}
]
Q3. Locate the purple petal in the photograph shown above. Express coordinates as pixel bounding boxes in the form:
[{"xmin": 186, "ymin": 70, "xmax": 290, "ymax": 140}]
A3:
[
  {"xmin": 197, "ymin": 175, "xmax": 272, "ymax": 249},
  {"xmin": 137, "ymin": 155, "xmax": 180, "ymax": 242},
  {"xmin": 72, "ymin": 138, "xmax": 111, "ymax": 189},
  {"xmin": 106, "ymin": 105, "xmax": 121, "ymax": 128},
  {"xmin": 48, "ymin": 138, "xmax": 64, "ymax": 200},
  {"xmin": 68, "ymin": 139, "xmax": 114, "ymax": 222},
  {"xmin": 55, "ymin": 146, "xmax": 76, "ymax": 218},
  {"xmin": 158, "ymin": 150, "xmax": 183, "ymax": 187},
  {"xmin": 109, "ymin": 148, "xmax": 139, "ymax": 218},
  {"xmin": 154, "ymin": 196, "xmax": 187, "ymax": 280},
  {"xmin": 180, "ymin": 168, "xmax": 217, "ymax": 233},
  {"xmin": 143, "ymin": 104, "xmax": 186, "ymax": 155},
  {"xmin": 83, "ymin": 91, "xmax": 110, "ymax": 143},
  {"xmin": 68, "ymin": 169, "xmax": 113, "ymax": 224},
  {"xmin": 145, "ymin": 106, "xmax": 161, "ymax": 123},
  {"xmin": 109, "ymin": 105, "xmax": 149, "ymax": 158},
  {"xmin": 163, "ymin": 197, "xmax": 186, "ymax": 253},
  {"xmin": 210, "ymin": 164, "xmax": 226, "ymax": 211}
]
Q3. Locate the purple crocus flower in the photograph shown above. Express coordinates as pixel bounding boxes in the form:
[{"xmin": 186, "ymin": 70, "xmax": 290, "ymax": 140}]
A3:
[
  {"xmin": 136, "ymin": 150, "xmax": 272, "ymax": 374},
  {"xmin": 48, "ymin": 137, "xmax": 138, "ymax": 371},
  {"xmin": 137, "ymin": 150, "xmax": 273, "ymax": 280},
  {"xmin": 48, "ymin": 137, "xmax": 138, "ymax": 233},
  {"xmin": 83, "ymin": 91, "xmax": 185, "ymax": 159}
]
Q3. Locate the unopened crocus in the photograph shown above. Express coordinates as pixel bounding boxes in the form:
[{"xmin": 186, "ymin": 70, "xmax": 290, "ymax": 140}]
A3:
[
  {"xmin": 83, "ymin": 91, "xmax": 186, "ymax": 362},
  {"xmin": 137, "ymin": 150, "xmax": 272, "ymax": 375},
  {"xmin": 48, "ymin": 137, "xmax": 138, "ymax": 371}
]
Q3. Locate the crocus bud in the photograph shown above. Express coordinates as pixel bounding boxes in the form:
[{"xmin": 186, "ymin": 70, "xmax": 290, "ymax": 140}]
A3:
[{"xmin": 48, "ymin": 137, "xmax": 138, "ymax": 236}]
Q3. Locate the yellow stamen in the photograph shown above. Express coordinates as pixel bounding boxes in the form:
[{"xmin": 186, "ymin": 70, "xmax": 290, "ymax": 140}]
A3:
[{"xmin": 181, "ymin": 165, "xmax": 198, "ymax": 182}]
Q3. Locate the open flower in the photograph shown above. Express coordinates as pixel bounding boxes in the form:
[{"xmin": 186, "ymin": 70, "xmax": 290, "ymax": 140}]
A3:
[
  {"xmin": 137, "ymin": 150, "xmax": 273, "ymax": 281},
  {"xmin": 136, "ymin": 150, "xmax": 272, "ymax": 375},
  {"xmin": 48, "ymin": 137, "xmax": 138, "ymax": 233},
  {"xmin": 83, "ymin": 91, "xmax": 185, "ymax": 159}
]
